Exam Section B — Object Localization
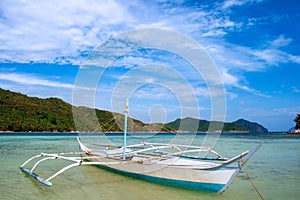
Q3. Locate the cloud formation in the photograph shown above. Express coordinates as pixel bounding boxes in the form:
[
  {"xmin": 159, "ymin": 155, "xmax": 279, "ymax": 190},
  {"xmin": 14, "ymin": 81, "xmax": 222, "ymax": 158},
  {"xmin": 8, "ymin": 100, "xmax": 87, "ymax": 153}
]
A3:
[
  {"xmin": 1, "ymin": 0, "xmax": 299, "ymax": 69},
  {"xmin": 1, "ymin": 0, "xmax": 298, "ymax": 97},
  {"xmin": 0, "ymin": 72, "xmax": 74, "ymax": 88},
  {"xmin": 0, "ymin": 0, "xmax": 133, "ymax": 64}
]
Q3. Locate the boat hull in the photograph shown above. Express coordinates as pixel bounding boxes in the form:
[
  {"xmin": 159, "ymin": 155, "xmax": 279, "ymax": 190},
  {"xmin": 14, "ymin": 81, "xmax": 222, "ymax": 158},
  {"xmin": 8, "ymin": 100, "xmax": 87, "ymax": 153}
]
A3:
[
  {"xmin": 86, "ymin": 157, "xmax": 239, "ymax": 193},
  {"xmin": 77, "ymin": 137, "xmax": 261, "ymax": 193}
]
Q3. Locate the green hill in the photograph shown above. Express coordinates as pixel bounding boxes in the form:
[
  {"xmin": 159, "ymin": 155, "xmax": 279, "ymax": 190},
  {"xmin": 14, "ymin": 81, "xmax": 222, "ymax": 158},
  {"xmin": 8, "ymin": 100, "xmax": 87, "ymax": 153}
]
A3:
[
  {"xmin": 0, "ymin": 88, "xmax": 75, "ymax": 132},
  {"xmin": 0, "ymin": 88, "xmax": 173, "ymax": 132},
  {"xmin": 232, "ymin": 119, "xmax": 268, "ymax": 132},
  {"xmin": 166, "ymin": 117, "xmax": 249, "ymax": 132},
  {"xmin": 1, "ymin": 88, "xmax": 266, "ymax": 133}
]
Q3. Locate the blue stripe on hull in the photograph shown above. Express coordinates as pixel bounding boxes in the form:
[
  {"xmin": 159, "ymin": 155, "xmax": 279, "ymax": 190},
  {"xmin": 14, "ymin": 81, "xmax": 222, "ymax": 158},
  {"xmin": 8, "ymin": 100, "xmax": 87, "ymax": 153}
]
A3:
[{"xmin": 96, "ymin": 165, "xmax": 225, "ymax": 193}]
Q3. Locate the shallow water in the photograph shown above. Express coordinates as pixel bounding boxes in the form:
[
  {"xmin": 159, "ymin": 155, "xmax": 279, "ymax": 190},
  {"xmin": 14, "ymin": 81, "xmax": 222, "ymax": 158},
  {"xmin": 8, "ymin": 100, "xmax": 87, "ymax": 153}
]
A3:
[{"xmin": 0, "ymin": 132, "xmax": 299, "ymax": 200}]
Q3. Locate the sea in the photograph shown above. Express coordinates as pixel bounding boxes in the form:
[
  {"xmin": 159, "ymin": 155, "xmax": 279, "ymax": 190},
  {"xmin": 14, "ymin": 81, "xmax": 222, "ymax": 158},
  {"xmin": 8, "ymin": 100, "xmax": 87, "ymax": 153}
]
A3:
[{"xmin": 0, "ymin": 132, "xmax": 299, "ymax": 200}]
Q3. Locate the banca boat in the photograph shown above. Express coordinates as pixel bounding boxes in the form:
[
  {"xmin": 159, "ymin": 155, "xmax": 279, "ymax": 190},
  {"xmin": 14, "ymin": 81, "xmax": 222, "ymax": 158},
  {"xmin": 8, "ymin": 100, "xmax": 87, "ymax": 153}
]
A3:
[{"xmin": 19, "ymin": 102, "xmax": 262, "ymax": 193}]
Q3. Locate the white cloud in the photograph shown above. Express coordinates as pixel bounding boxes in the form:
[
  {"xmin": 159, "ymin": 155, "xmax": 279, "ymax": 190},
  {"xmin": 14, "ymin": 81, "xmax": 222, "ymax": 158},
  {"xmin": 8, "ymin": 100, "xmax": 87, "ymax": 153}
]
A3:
[
  {"xmin": 292, "ymin": 86, "xmax": 300, "ymax": 93},
  {"xmin": 1, "ymin": 0, "xmax": 297, "ymax": 70},
  {"xmin": 0, "ymin": 0, "xmax": 296, "ymax": 61},
  {"xmin": 242, "ymin": 106, "xmax": 300, "ymax": 118},
  {"xmin": 220, "ymin": 69, "xmax": 239, "ymax": 85},
  {"xmin": 206, "ymin": 34, "xmax": 300, "ymax": 72},
  {"xmin": 222, "ymin": 0, "xmax": 263, "ymax": 9},
  {"xmin": 222, "ymin": 0, "xmax": 246, "ymax": 9},
  {"xmin": 247, "ymin": 47, "xmax": 300, "ymax": 66},
  {"xmin": 269, "ymin": 35, "xmax": 293, "ymax": 48},
  {"xmin": 0, "ymin": 73, "xmax": 74, "ymax": 88},
  {"xmin": 0, "ymin": 0, "xmax": 134, "ymax": 64},
  {"xmin": 202, "ymin": 29, "xmax": 227, "ymax": 37}
]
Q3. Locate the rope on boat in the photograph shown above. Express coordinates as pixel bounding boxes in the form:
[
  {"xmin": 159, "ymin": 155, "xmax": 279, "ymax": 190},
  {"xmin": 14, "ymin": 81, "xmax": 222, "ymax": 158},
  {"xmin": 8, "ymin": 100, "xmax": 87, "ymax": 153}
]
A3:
[
  {"xmin": 242, "ymin": 163, "xmax": 264, "ymax": 200},
  {"xmin": 99, "ymin": 113, "xmax": 123, "ymax": 132}
]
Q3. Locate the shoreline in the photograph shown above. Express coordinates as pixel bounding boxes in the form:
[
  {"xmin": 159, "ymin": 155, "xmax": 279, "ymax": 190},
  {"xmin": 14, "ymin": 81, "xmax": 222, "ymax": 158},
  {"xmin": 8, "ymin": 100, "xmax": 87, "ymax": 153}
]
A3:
[
  {"xmin": 283, "ymin": 130, "xmax": 300, "ymax": 134},
  {"xmin": 0, "ymin": 131, "xmax": 277, "ymax": 134}
]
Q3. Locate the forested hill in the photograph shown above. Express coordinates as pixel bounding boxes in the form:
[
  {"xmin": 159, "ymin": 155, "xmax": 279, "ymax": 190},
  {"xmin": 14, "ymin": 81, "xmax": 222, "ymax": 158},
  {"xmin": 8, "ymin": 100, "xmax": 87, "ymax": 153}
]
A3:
[
  {"xmin": 166, "ymin": 117, "xmax": 249, "ymax": 132},
  {"xmin": 0, "ymin": 88, "xmax": 267, "ymax": 133},
  {"xmin": 0, "ymin": 88, "xmax": 75, "ymax": 132},
  {"xmin": 0, "ymin": 88, "xmax": 173, "ymax": 132},
  {"xmin": 232, "ymin": 119, "xmax": 269, "ymax": 132}
]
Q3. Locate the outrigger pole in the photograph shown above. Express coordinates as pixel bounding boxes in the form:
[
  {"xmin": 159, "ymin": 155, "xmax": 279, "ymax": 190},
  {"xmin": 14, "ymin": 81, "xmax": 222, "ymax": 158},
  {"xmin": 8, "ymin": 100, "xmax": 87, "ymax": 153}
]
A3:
[{"xmin": 123, "ymin": 99, "xmax": 129, "ymax": 160}]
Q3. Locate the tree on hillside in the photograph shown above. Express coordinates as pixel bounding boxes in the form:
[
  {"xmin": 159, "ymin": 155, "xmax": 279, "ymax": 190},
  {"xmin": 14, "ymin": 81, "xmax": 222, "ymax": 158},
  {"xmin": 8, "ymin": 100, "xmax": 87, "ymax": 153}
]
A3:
[{"xmin": 294, "ymin": 114, "xmax": 300, "ymax": 130}]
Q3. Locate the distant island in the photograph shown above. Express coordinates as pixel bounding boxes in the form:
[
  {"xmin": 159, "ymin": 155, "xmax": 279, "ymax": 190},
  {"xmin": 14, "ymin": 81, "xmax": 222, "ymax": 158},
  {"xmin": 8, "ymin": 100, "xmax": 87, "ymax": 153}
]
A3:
[
  {"xmin": 0, "ymin": 88, "xmax": 268, "ymax": 133},
  {"xmin": 232, "ymin": 119, "xmax": 269, "ymax": 133},
  {"xmin": 166, "ymin": 117, "xmax": 248, "ymax": 132}
]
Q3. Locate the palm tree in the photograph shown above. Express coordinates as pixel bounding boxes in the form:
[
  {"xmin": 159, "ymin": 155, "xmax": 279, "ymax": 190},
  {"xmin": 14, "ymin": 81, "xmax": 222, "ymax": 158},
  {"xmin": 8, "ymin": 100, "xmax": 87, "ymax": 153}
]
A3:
[{"xmin": 294, "ymin": 114, "xmax": 300, "ymax": 130}]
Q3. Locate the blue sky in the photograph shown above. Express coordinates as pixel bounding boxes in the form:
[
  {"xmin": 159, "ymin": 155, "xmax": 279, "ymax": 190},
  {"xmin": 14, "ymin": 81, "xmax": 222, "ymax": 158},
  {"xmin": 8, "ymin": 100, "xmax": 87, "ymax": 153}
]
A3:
[{"xmin": 0, "ymin": 0, "xmax": 299, "ymax": 131}]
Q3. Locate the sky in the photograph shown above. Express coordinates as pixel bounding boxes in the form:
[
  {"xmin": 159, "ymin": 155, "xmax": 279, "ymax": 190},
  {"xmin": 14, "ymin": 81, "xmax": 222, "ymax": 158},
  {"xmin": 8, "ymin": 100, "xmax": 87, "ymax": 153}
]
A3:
[{"xmin": 0, "ymin": 0, "xmax": 299, "ymax": 131}]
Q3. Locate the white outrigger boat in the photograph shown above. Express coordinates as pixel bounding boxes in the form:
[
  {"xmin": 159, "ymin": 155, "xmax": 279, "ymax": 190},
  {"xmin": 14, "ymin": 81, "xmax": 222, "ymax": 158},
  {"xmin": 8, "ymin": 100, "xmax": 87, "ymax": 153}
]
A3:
[{"xmin": 19, "ymin": 101, "xmax": 262, "ymax": 193}]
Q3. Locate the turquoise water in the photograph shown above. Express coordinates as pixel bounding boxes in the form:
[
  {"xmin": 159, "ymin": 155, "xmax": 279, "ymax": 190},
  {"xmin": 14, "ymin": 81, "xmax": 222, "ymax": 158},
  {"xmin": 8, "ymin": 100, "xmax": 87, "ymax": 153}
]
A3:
[{"xmin": 0, "ymin": 132, "xmax": 299, "ymax": 200}]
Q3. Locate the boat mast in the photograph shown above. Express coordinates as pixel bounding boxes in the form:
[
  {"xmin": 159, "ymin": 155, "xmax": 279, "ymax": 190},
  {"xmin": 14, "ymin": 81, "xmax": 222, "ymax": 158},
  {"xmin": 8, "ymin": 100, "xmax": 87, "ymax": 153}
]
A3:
[{"xmin": 123, "ymin": 99, "xmax": 129, "ymax": 160}]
